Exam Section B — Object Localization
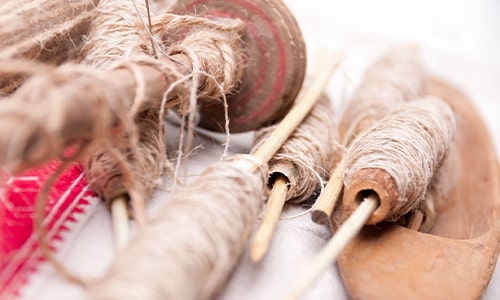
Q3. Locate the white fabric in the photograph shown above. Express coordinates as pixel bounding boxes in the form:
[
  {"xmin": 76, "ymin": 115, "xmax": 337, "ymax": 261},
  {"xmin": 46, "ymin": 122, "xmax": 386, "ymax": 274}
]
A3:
[{"xmin": 22, "ymin": 0, "xmax": 500, "ymax": 299}]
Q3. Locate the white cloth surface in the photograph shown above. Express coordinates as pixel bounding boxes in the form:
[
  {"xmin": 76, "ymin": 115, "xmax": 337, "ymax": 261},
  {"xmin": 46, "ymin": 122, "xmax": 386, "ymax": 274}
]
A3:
[{"xmin": 22, "ymin": 0, "xmax": 500, "ymax": 299}]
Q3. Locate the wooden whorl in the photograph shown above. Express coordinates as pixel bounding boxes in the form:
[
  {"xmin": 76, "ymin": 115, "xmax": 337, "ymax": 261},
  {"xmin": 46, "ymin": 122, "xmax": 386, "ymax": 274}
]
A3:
[
  {"xmin": 342, "ymin": 168, "xmax": 398, "ymax": 224},
  {"xmin": 171, "ymin": 0, "xmax": 307, "ymax": 132}
]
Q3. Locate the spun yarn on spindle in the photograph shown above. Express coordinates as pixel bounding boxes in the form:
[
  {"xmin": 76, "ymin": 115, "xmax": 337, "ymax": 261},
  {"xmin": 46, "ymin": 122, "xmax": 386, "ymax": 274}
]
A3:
[
  {"xmin": 87, "ymin": 156, "xmax": 267, "ymax": 300},
  {"xmin": 342, "ymin": 96, "xmax": 456, "ymax": 224},
  {"xmin": 339, "ymin": 46, "xmax": 425, "ymax": 146},
  {"xmin": 252, "ymin": 93, "xmax": 340, "ymax": 202}
]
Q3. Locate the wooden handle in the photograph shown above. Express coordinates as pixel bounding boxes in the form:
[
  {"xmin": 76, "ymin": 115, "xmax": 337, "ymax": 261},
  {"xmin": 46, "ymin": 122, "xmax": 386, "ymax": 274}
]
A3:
[{"xmin": 111, "ymin": 195, "xmax": 130, "ymax": 250}]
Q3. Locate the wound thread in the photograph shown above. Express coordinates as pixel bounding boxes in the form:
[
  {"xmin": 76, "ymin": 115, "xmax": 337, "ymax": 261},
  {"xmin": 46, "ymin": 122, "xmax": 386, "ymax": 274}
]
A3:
[
  {"xmin": 87, "ymin": 157, "xmax": 267, "ymax": 300},
  {"xmin": 339, "ymin": 46, "xmax": 425, "ymax": 146},
  {"xmin": 252, "ymin": 93, "xmax": 340, "ymax": 202},
  {"xmin": 0, "ymin": 8, "xmax": 245, "ymax": 174},
  {"xmin": 343, "ymin": 96, "xmax": 456, "ymax": 223},
  {"xmin": 79, "ymin": 0, "xmax": 151, "ymax": 69},
  {"xmin": 0, "ymin": 0, "xmax": 96, "ymax": 95},
  {"xmin": 85, "ymin": 109, "xmax": 166, "ymax": 209}
]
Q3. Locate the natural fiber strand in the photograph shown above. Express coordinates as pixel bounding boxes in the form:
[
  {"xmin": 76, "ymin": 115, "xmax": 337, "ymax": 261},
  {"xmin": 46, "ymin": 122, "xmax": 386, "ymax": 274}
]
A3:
[
  {"xmin": 311, "ymin": 46, "xmax": 425, "ymax": 225},
  {"xmin": 0, "ymin": 0, "xmax": 97, "ymax": 95},
  {"xmin": 80, "ymin": 0, "xmax": 163, "ymax": 225},
  {"xmin": 344, "ymin": 96, "xmax": 456, "ymax": 222},
  {"xmin": 0, "ymin": 12, "xmax": 245, "ymax": 174},
  {"xmin": 87, "ymin": 156, "xmax": 267, "ymax": 300},
  {"xmin": 252, "ymin": 93, "xmax": 340, "ymax": 203},
  {"xmin": 85, "ymin": 109, "xmax": 166, "ymax": 214},
  {"xmin": 339, "ymin": 45, "xmax": 425, "ymax": 146}
]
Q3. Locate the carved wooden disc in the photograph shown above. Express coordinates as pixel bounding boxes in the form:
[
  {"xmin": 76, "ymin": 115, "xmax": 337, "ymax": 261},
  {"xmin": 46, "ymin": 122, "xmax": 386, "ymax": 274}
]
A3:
[{"xmin": 172, "ymin": 0, "xmax": 307, "ymax": 132}]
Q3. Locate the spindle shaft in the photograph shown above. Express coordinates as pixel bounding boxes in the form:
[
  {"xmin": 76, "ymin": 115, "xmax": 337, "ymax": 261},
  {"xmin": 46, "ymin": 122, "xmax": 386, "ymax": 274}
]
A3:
[
  {"xmin": 286, "ymin": 193, "xmax": 378, "ymax": 300},
  {"xmin": 251, "ymin": 175, "xmax": 288, "ymax": 262}
]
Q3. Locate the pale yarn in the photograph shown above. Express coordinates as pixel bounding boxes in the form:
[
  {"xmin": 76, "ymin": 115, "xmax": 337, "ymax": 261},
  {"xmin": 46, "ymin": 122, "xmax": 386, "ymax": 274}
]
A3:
[
  {"xmin": 0, "ymin": 0, "xmax": 97, "ymax": 95},
  {"xmin": 252, "ymin": 94, "xmax": 340, "ymax": 202},
  {"xmin": 344, "ymin": 96, "xmax": 456, "ymax": 221},
  {"xmin": 81, "ymin": 0, "xmax": 164, "ymax": 218},
  {"xmin": 0, "ymin": 8, "xmax": 245, "ymax": 173},
  {"xmin": 0, "ymin": 0, "xmax": 95, "ymax": 61},
  {"xmin": 0, "ymin": 64, "xmax": 128, "ymax": 172},
  {"xmin": 85, "ymin": 109, "xmax": 166, "ymax": 208},
  {"xmin": 339, "ymin": 46, "xmax": 425, "ymax": 146},
  {"xmin": 82, "ymin": 0, "xmax": 244, "ymax": 212},
  {"xmin": 156, "ymin": 14, "xmax": 245, "ymax": 99},
  {"xmin": 79, "ymin": 0, "xmax": 149, "ymax": 69},
  {"xmin": 87, "ymin": 156, "xmax": 267, "ymax": 300}
]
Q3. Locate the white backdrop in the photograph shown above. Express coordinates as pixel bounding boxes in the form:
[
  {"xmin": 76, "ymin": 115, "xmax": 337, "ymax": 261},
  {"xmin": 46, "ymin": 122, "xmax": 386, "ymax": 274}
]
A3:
[{"xmin": 286, "ymin": 0, "xmax": 500, "ymax": 151}]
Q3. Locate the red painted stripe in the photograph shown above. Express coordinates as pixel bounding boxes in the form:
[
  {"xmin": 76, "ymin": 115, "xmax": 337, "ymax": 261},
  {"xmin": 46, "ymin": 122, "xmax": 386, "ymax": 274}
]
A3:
[{"xmin": 180, "ymin": 0, "xmax": 288, "ymax": 125}]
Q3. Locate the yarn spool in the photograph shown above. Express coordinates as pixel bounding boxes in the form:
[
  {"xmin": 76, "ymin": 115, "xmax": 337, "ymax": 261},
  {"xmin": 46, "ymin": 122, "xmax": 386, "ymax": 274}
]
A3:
[
  {"xmin": 250, "ymin": 92, "xmax": 340, "ymax": 261},
  {"xmin": 81, "ymin": 0, "xmax": 168, "ymax": 237},
  {"xmin": 339, "ymin": 96, "xmax": 456, "ymax": 225},
  {"xmin": 86, "ymin": 56, "xmax": 342, "ymax": 300},
  {"xmin": 337, "ymin": 78, "xmax": 500, "ymax": 299},
  {"xmin": 311, "ymin": 46, "xmax": 425, "ymax": 225},
  {"xmin": 338, "ymin": 46, "xmax": 425, "ymax": 145},
  {"xmin": 287, "ymin": 95, "xmax": 457, "ymax": 300},
  {"xmin": 252, "ymin": 93, "xmax": 339, "ymax": 203},
  {"xmin": 88, "ymin": 156, "xmax": 268, "ymax": 300}
]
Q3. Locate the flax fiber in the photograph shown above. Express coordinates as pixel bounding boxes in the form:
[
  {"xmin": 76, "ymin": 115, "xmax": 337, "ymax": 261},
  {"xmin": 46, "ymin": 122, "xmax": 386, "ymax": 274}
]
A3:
[
  {"xmin": 253, "ymin": 93, "xmax": 340, "ymax": 203},
  {"xmin": 0, "ymin": 4, "xmax": 245, "ymax": 174},
  {"xmin": 87, "ymin": 156, "xmax": 267, "ymax": 300},
  {"xmin": 339, "ymin": 46, "xmax": 425, "ymax": 146},
  {"xmin": 0, "ymin": 0, "xmax": 97, "ymax": 95},
  {"xmin": 344, "ymin": 96, "xmax": 456, "ymax": 223}
]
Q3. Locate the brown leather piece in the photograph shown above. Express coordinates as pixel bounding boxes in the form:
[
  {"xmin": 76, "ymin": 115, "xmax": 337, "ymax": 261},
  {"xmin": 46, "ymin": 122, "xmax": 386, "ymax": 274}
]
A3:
[{"xmin": 338, "ymin": 77, "xmax": 500, "ymax": 299}]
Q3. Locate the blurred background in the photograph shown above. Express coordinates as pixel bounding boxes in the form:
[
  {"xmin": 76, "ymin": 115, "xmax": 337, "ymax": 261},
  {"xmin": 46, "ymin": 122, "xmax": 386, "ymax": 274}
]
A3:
[{"xmin": 286, "ymin": 0, "xmax": 500, "ymax": 152}]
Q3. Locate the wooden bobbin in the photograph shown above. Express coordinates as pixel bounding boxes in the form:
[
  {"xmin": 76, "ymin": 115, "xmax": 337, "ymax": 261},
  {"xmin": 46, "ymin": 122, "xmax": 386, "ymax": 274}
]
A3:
[{"xmin": 172, "ymin": 0, "xmax": 307, "ymax": 132}]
